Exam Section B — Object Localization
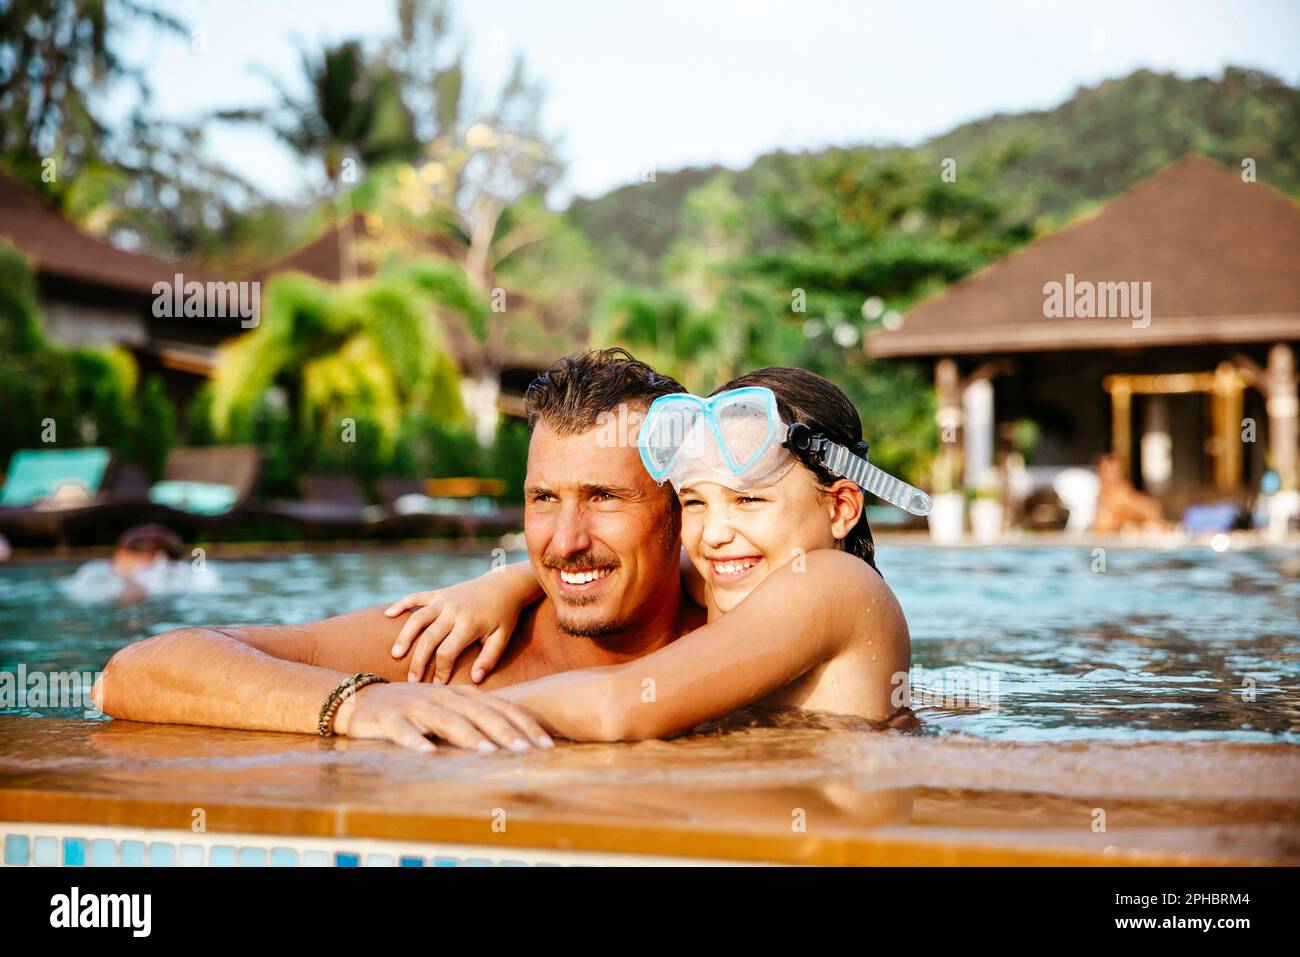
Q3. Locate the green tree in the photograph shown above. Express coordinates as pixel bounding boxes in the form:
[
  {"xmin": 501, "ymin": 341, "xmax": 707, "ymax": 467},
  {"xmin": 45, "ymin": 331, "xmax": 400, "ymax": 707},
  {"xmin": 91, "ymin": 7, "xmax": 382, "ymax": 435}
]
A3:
[
  {"xmin": 0, "ymin": 239, "xmax": 176, "ymax": 475},
  {"xmin": 223, "ymin": 40, "xmax": 421, "ymax": 190},
  {"xmin": 0, "ymin": 1, "xmax": 264, "ymax": 257},
  {"xmin": 208, "ymin": 269, "xmax": 470, "ymax": 479}
]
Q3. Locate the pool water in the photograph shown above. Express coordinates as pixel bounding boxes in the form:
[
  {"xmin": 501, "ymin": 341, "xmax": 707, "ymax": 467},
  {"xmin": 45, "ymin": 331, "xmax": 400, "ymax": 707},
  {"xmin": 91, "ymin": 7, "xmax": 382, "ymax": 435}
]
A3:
[
  {"xmin": 3, "ymin": 542, "xmax": 1299, "ymax": 866},
  {"xmin": 1, "ymin": 544, "xmax": 1298, "ymax": 745}
]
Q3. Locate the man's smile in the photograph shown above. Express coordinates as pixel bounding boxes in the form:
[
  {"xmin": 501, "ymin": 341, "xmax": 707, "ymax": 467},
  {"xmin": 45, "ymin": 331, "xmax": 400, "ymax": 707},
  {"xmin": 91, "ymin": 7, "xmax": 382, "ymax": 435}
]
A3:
[
  {"xmin": 558, "ymin": 567, "xmax": 613, "ymax": 586},
  {"xmin": 549, "ymin": 564, "xmax": 618, "ymax": 599}
]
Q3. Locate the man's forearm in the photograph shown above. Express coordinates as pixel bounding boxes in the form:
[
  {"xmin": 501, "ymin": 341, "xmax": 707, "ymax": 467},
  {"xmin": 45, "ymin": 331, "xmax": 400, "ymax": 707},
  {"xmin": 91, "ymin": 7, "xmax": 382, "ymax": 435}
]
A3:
[{"xmin": 94, "ymin": 627, "xmax": 351, "ymax": 734}]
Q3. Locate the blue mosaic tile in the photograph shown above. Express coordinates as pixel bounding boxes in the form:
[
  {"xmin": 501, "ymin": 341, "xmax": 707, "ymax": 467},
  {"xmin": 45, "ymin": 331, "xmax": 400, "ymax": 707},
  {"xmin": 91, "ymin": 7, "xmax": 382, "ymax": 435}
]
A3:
[
  {"xmin": 90, "ymin": 838, "xmax": 115, "ymax": 867},
  {"xmin": 302, "ymin": 850, "xmax": 331, "ymax": 867},
  {"xmin": 270, "ymin": 848, "xmax": 299, "ymax": 867},
  {"xmin": 33, "ymin": 836, "xmax": 58, "ymax": 866},
  {"xmin": 238, "ymin": 847, "xmax": 267, "ymax": 867},
  {"xmin": 119, "ymin": 840, "xmax": 146, "ymax": 867},
  {"xmin": 209, "ymin": 845, "xmax": 236, "ymax": 867},
  {"xmin": 3, "ymin": 834, "xmax": 29, "ymax": 866},
  {"xmin": 499, "ymin": 860, "xmax": 528, "ymax": 867},
  {"xmin": 179, "ymin": 845, "xmax": 205, "ymax": 867},
  {"xmin": 432, "ymin": 857, "xmax": 459, "ymax": 867},
  {"xmin": 364, "ymin": 854, "xmax": 394, "ymax": 867},
  {"xmin": 399, "ymin": 856, "xmax": 425, "ymax": 867},
  {"xmin": 334, "ymin": 852, "xmax": 359, "ymax": 867},
  {"xmin": 63, "ymin": 838, "xmax": 87, "ymax": 867},
  {"xmin": 149, "ymin": 843, "xmax": 176, "ymax": 867},
  {"xmin": 464, "ymin": 858, "xmax": 493, "ymax": 866}
]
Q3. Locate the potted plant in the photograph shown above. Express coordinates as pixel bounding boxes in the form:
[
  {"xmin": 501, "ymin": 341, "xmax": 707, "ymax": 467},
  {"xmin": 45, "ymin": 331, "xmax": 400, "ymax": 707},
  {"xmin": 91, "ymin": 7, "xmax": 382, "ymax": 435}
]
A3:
[{"xmin": 968, "ymin": 482, "xmax": 1004, "ymax": 543}]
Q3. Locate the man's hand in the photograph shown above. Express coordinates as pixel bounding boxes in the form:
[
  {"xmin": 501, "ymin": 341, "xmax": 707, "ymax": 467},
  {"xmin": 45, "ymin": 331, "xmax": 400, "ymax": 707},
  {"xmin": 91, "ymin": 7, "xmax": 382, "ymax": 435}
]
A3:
[{"xmin": 333, "ymin": 681, "xmax": 553, "ymax": 753}]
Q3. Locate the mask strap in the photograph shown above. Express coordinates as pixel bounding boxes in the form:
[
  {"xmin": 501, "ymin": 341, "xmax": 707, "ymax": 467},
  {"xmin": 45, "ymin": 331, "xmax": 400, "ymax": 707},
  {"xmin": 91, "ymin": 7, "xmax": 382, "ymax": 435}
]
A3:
[{"xmin": 784, "ymin": 423, "xmax": 933, "ymax": 516}]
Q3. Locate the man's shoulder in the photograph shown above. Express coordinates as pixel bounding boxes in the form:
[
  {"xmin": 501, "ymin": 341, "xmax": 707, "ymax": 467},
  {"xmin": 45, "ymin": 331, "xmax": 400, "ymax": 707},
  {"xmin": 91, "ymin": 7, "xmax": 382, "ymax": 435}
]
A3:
[{"xmin": 446, "ymin": 602, "xmax": 550, "ymax": 689}]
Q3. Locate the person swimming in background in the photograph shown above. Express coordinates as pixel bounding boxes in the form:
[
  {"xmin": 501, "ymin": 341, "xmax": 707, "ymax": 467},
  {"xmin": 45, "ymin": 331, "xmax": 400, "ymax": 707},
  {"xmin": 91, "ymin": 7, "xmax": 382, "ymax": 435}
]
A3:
[
  {"xmin": 384, "ymin": 366, "xmax": 920, "ymax": 733},
  {"xmin": 62, "ymin": 524, "xmax": 219, "ymax": 604}
]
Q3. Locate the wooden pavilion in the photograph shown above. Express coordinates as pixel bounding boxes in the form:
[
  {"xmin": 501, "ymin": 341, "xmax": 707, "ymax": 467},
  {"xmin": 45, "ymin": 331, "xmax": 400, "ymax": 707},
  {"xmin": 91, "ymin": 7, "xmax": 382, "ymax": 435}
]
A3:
[{"xmin": 867, "ymin": 156, "xmax": 1300, "ymax": 515}]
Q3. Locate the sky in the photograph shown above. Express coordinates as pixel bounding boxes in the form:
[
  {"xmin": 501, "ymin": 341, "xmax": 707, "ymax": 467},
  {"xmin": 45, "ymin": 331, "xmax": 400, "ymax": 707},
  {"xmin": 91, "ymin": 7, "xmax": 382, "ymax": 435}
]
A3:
[{"xmin": 116, "ymin": 0, "xmax": 1300, "ymax": 208}]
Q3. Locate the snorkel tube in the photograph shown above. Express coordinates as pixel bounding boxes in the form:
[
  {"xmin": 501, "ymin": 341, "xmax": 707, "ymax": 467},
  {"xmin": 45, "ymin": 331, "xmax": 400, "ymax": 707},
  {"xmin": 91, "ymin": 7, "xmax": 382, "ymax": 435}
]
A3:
[{"xmin": 784, "ymin": 422, "xmax": 933, "ymax": 516}]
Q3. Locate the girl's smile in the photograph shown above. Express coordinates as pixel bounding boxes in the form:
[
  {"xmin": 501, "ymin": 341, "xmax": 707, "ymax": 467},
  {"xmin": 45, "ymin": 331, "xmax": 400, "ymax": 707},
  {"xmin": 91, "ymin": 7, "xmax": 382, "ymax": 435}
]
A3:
[
  {"xmin": 705, "ymin": 554, "xmax": 765, "ymax": 584},
  {"xmin": 680, "ymin": 465, "xmax": 859, "ymax": 616}
]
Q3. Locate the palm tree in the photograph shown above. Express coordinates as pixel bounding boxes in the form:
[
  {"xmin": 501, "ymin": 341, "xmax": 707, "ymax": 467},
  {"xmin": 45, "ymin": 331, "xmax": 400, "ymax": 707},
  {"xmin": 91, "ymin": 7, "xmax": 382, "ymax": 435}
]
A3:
[
  {"xmin": 0, "ymin": 0, "xmax": 184, "ymax": 175},
  {"xmin": 218, "ymin": 40, "xmax": 421, "ymax": 278},
  {"xmin": 209, "ymin": 269, "xmax": 472, "ymax": 458},
  {"xmin": 401, "ymin": 52, "xmax": 563, "ymax": 443}
]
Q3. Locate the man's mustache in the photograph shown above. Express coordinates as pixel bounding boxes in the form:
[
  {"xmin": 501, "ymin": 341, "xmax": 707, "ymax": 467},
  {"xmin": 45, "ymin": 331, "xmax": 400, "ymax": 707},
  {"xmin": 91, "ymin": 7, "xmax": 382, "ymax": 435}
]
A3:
[{"xmin": 541, "ymin": 553, "xmax": 621, "ymax": 573}]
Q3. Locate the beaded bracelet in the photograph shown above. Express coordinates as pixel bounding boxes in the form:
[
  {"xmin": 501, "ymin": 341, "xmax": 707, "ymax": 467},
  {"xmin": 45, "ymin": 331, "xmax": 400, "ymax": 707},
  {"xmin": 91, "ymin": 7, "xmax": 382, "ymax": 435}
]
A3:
[{"xmin": 318, "ymin": 672, "xmax": 389, "ymax": 737}]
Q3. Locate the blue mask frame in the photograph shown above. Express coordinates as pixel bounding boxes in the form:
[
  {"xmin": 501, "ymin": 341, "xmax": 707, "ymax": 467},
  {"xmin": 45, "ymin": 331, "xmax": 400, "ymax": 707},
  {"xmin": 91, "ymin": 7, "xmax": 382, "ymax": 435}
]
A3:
[{"xmin": 638, "ymin": 386, "xmax": 780, "ymax": 483}]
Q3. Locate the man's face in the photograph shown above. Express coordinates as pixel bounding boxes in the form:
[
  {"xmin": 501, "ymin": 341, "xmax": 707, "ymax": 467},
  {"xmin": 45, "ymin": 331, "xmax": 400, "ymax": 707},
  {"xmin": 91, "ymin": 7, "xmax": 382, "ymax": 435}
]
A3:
[{"xmin": 524, "ymin": 415, "xmax": 681, "ymax": 639}]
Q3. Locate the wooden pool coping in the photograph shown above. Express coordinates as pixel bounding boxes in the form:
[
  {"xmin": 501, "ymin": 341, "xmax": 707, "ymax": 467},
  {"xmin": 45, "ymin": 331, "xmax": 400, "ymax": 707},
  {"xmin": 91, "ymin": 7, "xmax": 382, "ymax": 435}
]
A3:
[
  {"xmin": 0, "ymin": 785, "xmax": 1268, "ymax": 866},
  {"xmin": 2, "ymin": 718, "xmax": 1289, "ymax": 866}
]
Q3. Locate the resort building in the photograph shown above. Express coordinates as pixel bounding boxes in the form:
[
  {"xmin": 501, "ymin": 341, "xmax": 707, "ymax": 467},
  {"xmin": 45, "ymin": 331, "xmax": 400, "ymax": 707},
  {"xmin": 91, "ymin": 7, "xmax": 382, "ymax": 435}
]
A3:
[
  {"xmin": 0, "ymin": 172, "xmax": 574, "ymax": 439},
  {"xmin": 867, "ymin": 156, "xmax": 1300, "ymax": 519},
  {"xmin": 0, "ymin": 168, "xmax": 242, "ymax": 408}
]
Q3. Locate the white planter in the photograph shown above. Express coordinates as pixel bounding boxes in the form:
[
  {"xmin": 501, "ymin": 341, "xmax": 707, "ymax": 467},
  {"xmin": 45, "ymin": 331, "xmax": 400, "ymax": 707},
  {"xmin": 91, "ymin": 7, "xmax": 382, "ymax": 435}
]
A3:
[
  {"xmin": 1267, "ymin": 490, "xmax": 1300, "ymax": 542},
  {"xmin": 970, "ymin": 498, "xmax": 1004, "ymax": 543},
  {"xmin": 927, "ymin": 491, "xmax": 966, "ymax": 545}
]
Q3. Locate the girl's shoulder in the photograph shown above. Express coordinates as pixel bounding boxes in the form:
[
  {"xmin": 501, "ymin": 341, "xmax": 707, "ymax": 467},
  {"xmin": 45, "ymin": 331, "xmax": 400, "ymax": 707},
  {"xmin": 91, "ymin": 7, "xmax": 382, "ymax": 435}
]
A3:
[
  {"xmin": 795, "ymin": 547, "xmax": 891, "ymax": 592},
  {"xmin": 795, "ymin": 548, "xmax": 905, "ymax": 628}
]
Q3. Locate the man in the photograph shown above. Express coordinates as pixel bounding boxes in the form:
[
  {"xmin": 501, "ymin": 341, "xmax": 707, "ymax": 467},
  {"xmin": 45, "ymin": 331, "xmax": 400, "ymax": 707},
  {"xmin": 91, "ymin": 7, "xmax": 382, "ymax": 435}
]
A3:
[
  {"xmin": 62, "ymin": 523, "xmax": 217, "ymax": 604},
  {"xmin": 109, "ymin": 524, "xmax": 185, "ymax": 604},
  {"xmin": 94, "ymin": 349, "xmax": 704, "ymax": 753}
]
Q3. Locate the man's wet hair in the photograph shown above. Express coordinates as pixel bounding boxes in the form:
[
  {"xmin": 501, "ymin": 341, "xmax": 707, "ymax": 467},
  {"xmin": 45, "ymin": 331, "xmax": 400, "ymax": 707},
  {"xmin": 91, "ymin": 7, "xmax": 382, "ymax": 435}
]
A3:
[{"xmin": 524, "ymin": 348, "xmax": 685, "ymax": 434}]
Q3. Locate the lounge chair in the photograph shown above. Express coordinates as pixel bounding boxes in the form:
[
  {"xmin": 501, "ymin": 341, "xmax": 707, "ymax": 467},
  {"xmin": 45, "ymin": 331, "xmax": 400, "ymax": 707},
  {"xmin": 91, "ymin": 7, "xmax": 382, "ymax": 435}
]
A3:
[
  {"xmin": 0, "ymin": 448, "xmax": 113, "ymax": 546},
  {"xmin": 1052, "ymin": 468, "xmax": 1100, "ymax": 535},
  {"xmin": 376, "ymin": 476, "xmax": 523, "ymax": 540},
  {"xmin": 256, "ymin": 474, "xmax": 391, "ymax": 537},
  {"xmin": 53, "ymin": 446, "xmax": 263, "ymax": 541}
]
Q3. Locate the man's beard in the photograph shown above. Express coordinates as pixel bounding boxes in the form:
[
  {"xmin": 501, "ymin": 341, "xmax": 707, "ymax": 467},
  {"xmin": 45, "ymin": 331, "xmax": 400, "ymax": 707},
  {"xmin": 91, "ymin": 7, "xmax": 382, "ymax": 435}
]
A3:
[
  {"xmin": 556, "ymin": 614, "xmax": 627, "ymax": 639},
  {"xmin": 541, "ymin": 551, "xmax": 626, "ymax": 638}
]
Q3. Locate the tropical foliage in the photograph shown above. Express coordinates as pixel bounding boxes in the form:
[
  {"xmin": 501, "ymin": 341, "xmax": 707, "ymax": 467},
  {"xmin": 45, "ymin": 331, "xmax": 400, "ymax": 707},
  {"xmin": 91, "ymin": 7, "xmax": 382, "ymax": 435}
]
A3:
[
  {"xmin": 570, "ymin": 67, "xmax": 1300, "ymax": 482},
  {"xmin": 0, "ymin": 239, "xmax": 174, "ymax": 478},
  {"xmin": 3, "ymin": 0, "xmax": 1298, "ymax": 501},
  {"xmin": 206, "ymin": 266, "xmax": 472, "ymax": 495}
]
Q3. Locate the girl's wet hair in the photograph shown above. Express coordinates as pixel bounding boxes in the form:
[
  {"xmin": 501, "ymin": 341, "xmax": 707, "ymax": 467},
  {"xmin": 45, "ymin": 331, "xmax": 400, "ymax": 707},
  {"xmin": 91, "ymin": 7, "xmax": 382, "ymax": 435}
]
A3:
[{"xmin": 713, "ymin": 367, "xmax": 879, "ymax": 576}]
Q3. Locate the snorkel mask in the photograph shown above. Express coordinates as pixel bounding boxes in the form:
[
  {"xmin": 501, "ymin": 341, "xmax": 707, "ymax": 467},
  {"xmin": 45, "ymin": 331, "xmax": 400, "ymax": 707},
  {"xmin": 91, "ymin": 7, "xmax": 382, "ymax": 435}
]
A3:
[{"xmin": 637, "ymin": 386, "xmax": 933, "ymax": 516}]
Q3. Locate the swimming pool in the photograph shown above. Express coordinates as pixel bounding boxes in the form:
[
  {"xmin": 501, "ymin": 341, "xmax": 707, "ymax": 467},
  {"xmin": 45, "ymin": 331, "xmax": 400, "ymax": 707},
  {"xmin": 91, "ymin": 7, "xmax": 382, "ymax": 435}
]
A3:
[{"xmin": 2, "ymin": 542, "xmax": 1298, "ymax": 865}]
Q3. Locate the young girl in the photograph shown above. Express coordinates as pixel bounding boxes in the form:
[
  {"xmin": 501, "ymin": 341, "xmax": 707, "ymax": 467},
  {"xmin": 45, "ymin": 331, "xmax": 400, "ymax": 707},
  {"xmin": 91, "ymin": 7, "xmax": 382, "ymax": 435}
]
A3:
[{"xmin": 384, "ymin": 367, "xmax": 921, "ymax": 738}]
